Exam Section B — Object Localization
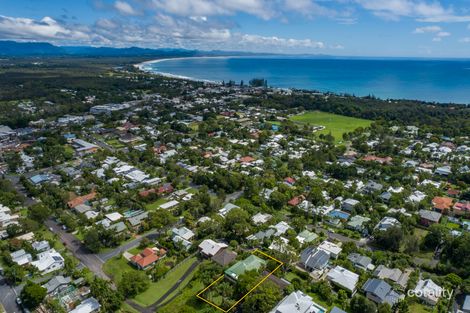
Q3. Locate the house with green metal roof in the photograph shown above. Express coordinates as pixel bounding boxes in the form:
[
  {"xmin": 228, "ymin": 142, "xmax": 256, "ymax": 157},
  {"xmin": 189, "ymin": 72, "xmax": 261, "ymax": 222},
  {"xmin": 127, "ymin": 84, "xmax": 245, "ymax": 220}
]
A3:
[{"xmin": 224, "ymin": 255, "xmax": 266, "ymax": 281}]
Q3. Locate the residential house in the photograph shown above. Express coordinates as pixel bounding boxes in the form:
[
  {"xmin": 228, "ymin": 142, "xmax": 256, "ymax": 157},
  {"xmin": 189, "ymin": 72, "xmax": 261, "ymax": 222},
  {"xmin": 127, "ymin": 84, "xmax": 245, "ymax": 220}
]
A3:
[
  {"xmin": 32, "ymin": 240, "xmax": 50, "ymax": 253},
  {"xmin": 252, "ymin": 212, "xmax": 272, "ymax": 225},
  {"xmin": 269, "ymin": 290, "xmax": 326, "ymax": 313},
  {"xmin": 225, "ymin": 255, "xmax": 266, "ymax": 281},
  {"xmin": 300, "ymin": 247, "xmax": 330, "ymax": 272},
  {"xmin": 127, "ymin": 211, "xmax": 149, "ymax": 230},
  {"xmin": 363, "ymin": 181, "xmax": 383, "ymax": 194},
  {"xmin": 69, "ymin": 297, "xmax": 101, "ymax": 313},
  {"xmin": 362, "ymin": 278, "xmax": 402, "ymax": 306},
  {"xmin": 172, "ymin": 227, "xmax": 195, "ymax": 250},
  {"xmin": 347, "ymin": 215, "xmax": 371, "ymax": 234},
  {"xmin": 212, "ymin": 249, "xmax": 237, "ymax": 267},
  {"xmin": 42, "ymin": 275, "xmax": 72, "ymax": 296},
  {"xmin": 318, "ymin": 240, "xmax": 342, "ymax": 259},
  {"xmin": 296, "ymin": 230, "xmax": 318, "ymax": 245},
  {"xmin": 198, "ymin": 239, "xmax": 228, "ymax": 258},
  {"xmin": 419, "ymin": 210, "xmax": 442, "ymax": 227},
  {"xmin": 219, "ymin": 203, "xmax": 239, "ymax": 217},
  {"xmin": 342, "ymin": 198, "xmax": 359, "ymax": 212},
  {"xmin": 435, "ymin": 165, "xmax": 452, "ymax": 176},
  {"xmin": 453, "ymin": 202, "xmax": 470, "ymax": 217},
  {"xmin": 327, "ymin": 266, "xmax": 360, "ymax": 293},
  {"xmin": 71, "ymin": 139, "xmax": 99, "ymax": 154},
  {"xmin": 373, "ymin": 265, "xmax": 411, "ymax": 289},
  {"xmin": 31, "ymin": 249, "xmax": 65, "ymax": 275},
  {"xmin": 348, "ymin": 253, "xmax": 374, "ymax": 271},
  {"xmin": 375, "ymin": 217, "xmax": 401, "ymax": 231},
  {"xmin": 11, "ymin": 249, "xmax": 32, "ymax": 266},
  {"xmin": 413, "ymin": 279, "xmax": 443, "ymax": 305},
  {"xmin": 432, "ymin": 196, "xmax": 454, "ymax": 214},
  {"xmin": 130, "ymin": 247, "xmax": 167, "ymax": 270},
  {"xmin": 67, "ymin": 192, "xmax": 97, "ymax": 209}
]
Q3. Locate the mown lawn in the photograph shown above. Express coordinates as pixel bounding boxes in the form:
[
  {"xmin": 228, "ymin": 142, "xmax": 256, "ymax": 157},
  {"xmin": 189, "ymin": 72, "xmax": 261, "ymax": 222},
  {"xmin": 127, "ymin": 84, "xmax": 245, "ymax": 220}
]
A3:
[
  {"xmin": 106, "ymin": 138, "xmax": 126, "ymax": 148},
  {"xmin": 103, "ymin": 256, "xmax": 137, "ymax": 284},
  {"xmin": 145, "ymin": 198, "xmax": 170, "ymax": 210},
  {"xmin": 158, "ymin": 279, "xmax": 206, "ymax": 313},
  {"xmin": 133, "ymin": 256, "xmax": 198, "ymax": 307},
  {"xmin": 289, "ymin": 111, "xmax": 372, "ymax": 142},
  {"xmin": 409, "ymin": 303, "xmax": 434, "ymax": 313}
]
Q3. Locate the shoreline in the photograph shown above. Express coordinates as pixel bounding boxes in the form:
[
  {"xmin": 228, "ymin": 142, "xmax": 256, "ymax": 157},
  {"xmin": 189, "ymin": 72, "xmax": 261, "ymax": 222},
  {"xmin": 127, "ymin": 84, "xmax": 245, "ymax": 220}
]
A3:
[
  {"xmin": 135, "ymin": 56, "xmax": 240, "ymax": 84},
  {"xmin": 134, "ymin": 56, "xmax": 470, "ymax": 105}
]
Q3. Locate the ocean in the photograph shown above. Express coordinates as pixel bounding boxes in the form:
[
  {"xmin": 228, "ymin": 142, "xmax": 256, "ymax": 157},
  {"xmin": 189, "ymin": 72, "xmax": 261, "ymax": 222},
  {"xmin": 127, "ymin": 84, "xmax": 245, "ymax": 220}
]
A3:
[{"xmin": 140, "ymin": 56, "xmax": 470, "ymax": 104}]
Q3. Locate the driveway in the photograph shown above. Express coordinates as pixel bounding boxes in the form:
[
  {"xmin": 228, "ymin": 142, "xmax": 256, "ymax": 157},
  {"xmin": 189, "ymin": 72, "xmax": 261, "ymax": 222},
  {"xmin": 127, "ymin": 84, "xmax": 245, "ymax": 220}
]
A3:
[{"xmin": 125, "ymin": 259, "xmax": 201, "ymax": 313}]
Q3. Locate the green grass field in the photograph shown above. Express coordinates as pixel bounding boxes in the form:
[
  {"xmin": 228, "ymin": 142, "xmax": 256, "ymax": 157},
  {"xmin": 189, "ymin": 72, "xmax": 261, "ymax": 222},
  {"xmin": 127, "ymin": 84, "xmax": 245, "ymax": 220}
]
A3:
[
  {"xmin": 289, "ymin": 111, "xmax": 372, "ymax": 142},
  {"xmin": 133, "ymin": 257, "xmax": 198, "ymax": 307},
  {"xmin": 145, "ymin": 198, "xmax": 170, "ymax": 210}
]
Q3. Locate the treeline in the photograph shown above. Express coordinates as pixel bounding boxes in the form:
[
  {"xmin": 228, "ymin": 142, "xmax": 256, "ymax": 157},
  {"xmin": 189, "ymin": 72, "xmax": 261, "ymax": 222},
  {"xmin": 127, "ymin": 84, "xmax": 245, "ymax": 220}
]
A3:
[{"xmin": 246, "ymin": 93, "xmax": 470, "ymax": 137}]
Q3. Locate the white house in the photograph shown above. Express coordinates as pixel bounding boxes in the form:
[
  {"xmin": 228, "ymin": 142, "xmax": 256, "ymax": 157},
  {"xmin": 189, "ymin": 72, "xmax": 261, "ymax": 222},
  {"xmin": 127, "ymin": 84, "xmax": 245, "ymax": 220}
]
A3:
[
  {"xmin": 318, "ymin": 240, "xmax": 342, "ymax": 259},
  {"xmin": 31, "ymin": 249, "xmax": 65, "ymax": 275},
  {"xmin": 270, "ymin": 290, "xmax": 327, "ymax": 313},
  {"xmin": 413, "ymin": 279, "xmax": 444, "ymax": 305},
  {"xmin": 327, "ymin": 266, "xmax": 359, "ymax": 293},
  {"xmin": 198, "ymin": 239, "xmax": 228, "ymax": 257}
]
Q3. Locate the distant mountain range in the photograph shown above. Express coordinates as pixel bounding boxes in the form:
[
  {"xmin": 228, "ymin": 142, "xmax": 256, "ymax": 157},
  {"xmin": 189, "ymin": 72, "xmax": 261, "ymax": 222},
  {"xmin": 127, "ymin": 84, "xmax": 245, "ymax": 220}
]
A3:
[{"xmin": 0, "ymin": 40, "xmax": 265, "ymax": 57}]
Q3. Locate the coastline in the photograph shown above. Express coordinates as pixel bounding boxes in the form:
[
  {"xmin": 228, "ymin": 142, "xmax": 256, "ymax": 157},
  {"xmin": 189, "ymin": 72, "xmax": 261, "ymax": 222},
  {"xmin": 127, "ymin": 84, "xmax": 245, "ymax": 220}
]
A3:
[{"xmin": 135, "ymin": 56, "xmax": 239, "ymax": 84}]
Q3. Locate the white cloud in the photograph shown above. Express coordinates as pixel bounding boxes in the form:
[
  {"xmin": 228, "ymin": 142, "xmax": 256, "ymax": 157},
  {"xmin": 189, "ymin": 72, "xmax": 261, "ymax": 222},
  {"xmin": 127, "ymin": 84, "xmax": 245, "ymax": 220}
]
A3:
[
  {"xmin": 413, "ymin": 25, "xmax": 441, "ymax": 33},
  {"xmin": 150, "ymin": 0, "xmax": 275, "ymax": 20},
  {"xmin": 0, "ymin": 15, "xmax": 91, "ymax": 41},
  {"xmin": 459, "ymin": 37, "xmax": 470, "ymax": 43},
  {"xmin": 436, "ymin": 31, "xmax": 450, "ymax": 37},
  {"xmin": 413, "ymin": 25, "xmax": 450, "ymax": 41},
  {"xmin": 114, "ymin": 1, "xmax": 139, "ymax": 16},
  {"xmin": 240, "ymin": 34, "xmax": 325, "ymax": 49},
  {"xmin": 356, "ymin": 0, "xmax": 470, "ymax": 23}
]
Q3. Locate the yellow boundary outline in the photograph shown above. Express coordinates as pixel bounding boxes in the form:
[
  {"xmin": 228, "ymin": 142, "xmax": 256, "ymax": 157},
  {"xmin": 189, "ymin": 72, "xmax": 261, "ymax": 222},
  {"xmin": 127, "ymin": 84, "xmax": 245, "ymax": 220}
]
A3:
[{"xmin": 196, "ymin": 249, "xmax": 284, "ymax": 312}]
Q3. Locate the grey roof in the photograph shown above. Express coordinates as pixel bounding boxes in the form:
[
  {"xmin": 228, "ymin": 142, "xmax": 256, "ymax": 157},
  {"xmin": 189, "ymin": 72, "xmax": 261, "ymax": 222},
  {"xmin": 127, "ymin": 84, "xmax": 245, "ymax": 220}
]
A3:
[
  {"xmin": 348, "ymin": 253, "xmax": 372, "ymax": 269},
  {"xmin": 108, "ymin": 221, "xmax": 127, "ymax": 233},
  {"xmin": 32, "ymin": 240, "xmax": 50, "ymax": 252},
  {"xmin": 42, "ymin": 276, "xmax": 72, "ymax": 294},
  {"xmin": 250, "ymin": 228, "xmax": 275, "ymax": 241},
  {"xmin": 211, "ymin": 249, "xmax": 237, "ymax": 267},
  {"xmin": 365, "ymin": 181, "xmax": 383, "ymax": 192},
  {"xmin": 127, "ymin": 211, "xmax": 149, "ymax": 226},
  {"xmin": 363, "ymin": 278, "xmax": 392, "ymax": 301},
  {"xmin": 419, "ymin": 209, "xmax": 442, "ymax": 223},
  {"xmin": 380, "ymin": 192, "xmax": 392, "ymax": 201},
  {"xmin": 300, "ymin": 247, "xmax": 330, "ymax": 270}
]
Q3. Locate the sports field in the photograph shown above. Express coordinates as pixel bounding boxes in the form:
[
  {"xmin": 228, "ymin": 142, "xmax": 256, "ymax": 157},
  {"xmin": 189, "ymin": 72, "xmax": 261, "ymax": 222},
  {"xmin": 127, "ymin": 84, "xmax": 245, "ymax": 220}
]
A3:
[{"xmin": 289, "ymin": 111, "xmax": 372, "ymax": 142}]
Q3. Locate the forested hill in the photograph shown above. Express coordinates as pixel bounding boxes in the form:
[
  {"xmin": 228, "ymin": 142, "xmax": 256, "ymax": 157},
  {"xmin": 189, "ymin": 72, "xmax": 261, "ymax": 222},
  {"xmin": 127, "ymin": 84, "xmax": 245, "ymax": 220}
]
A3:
[{"xmin": 0, "ymin": 40, "xmax": 264, "ymax": 57}]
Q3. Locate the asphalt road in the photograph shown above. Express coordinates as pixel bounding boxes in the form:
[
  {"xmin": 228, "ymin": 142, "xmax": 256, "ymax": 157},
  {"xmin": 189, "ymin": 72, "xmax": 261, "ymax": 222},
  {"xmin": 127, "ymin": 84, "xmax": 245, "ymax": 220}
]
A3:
[
  {"xmin": 0, "ymin": 277, "xmax": 22, "ymax": 313},
  {"xmin": 98, "ymin": 231, "xmax": 160, "ymax": 262},
  {"xmin": 45, "ymin": 219, "xmax": 110, "ymax": 280}
]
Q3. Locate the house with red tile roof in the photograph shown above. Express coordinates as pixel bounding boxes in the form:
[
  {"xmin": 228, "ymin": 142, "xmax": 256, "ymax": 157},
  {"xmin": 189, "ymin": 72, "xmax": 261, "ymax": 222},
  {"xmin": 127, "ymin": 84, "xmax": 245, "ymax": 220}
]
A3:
[
  {"xmin": 432, "ymin": 196, "xmax": 454, "ymax": 214},
  {"xmin": 288, "ymin": 195, "xmax": 305, "ymax": 207},
  {"xmin": 130, "ymin": 247, "xmax": 167, "ymax": 270},
  {"xmin": 67, "ymin": 191, "xmax": 97, "ymax": 209},
  {"xmin": 240, "ymin": 156, "xmax": 255, "ymax": 164},
  {"xmin": 453, "ymin": 202, "xmax": 470, "ymax": 216},
  {"xmin": 284, "ymin": 177, "xmax": 296, "ymax": 186},
  {"xmin": 362, "ymin": 155, "xmax": 393, "ymax": 164}
]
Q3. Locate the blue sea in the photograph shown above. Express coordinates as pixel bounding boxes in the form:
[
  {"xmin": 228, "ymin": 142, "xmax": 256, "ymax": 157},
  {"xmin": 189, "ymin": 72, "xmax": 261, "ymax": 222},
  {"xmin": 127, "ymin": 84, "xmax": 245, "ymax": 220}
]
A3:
[{"xmin": 142, "ymin": 56, "xmax": 470, "ymax": 104}]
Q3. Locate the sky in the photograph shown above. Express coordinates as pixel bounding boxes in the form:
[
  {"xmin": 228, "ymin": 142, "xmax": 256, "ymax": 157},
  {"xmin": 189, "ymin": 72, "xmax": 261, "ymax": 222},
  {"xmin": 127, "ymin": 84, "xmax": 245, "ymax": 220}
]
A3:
[{"xmin": 1, "ymin": 0, "xmax": 470, "ymax": 57}]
